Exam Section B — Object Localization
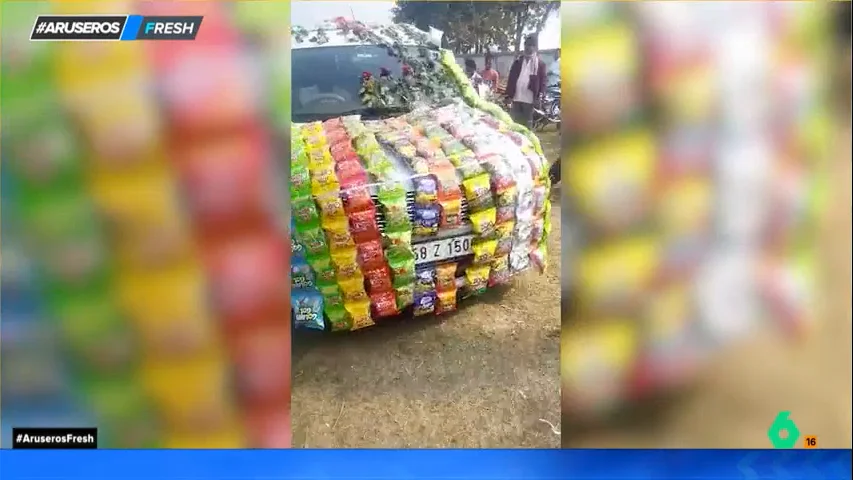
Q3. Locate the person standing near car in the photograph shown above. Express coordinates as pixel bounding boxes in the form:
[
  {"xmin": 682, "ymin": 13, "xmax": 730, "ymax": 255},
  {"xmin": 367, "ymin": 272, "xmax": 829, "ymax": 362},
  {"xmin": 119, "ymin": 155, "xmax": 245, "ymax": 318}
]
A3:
[{"xmin": 505, "ymin": 34, "xmax": 547, "ymax": 128}]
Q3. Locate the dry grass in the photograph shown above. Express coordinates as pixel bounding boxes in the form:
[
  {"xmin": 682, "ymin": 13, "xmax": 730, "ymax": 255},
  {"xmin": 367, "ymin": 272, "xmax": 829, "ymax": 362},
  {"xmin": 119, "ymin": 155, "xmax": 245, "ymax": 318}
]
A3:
[{"xmin": 291, "ymin": 130, "xmax": 563, "ymax": 448}]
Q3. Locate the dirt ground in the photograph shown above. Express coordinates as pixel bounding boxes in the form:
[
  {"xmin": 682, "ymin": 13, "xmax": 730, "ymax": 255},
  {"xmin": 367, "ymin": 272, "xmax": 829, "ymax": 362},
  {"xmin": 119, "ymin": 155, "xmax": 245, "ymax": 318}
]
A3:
[
  {"xmin": 291, "ymin": 130, "xmax": 563, "ymax": 448},
  {"xmin": 568, "ymin": 123, "xmax": 852, "ymax": 449}
]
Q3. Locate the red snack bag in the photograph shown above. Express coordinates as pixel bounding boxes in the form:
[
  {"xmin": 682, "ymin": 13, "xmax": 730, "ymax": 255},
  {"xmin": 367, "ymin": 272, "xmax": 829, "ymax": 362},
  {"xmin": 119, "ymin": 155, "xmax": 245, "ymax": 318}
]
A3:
[
  {"xmin": 330, "ymin": 142, "xmax": 358, "ymax": 163},
  {"xmin": 230, "ymin": 323, "xmax": 291, "ymax": 405},
  {"xmin": 371, "ymin": 291, "xmax": 399, "ymax": 318},
  {"xmin": 245, "ymin": 405, "xmax": 291, "ymax": 448},
  {"xmin": 324, "ymin": 128, "xmax": 349, "ymax": 147},
  {"xmin": 357, "ymin": 239, "xmax": 385, "ymax": 269},
  {"xmin": 180, "ymin": 133, "xmax": 270, "ymax": 228},
  {"xmin": 433, "ymin": 164, "xmax": 462, "ymax": 200},
  {"xmin": 350, "ymin": 209, "xmax": 381, "ymax": 244},
  {"xmin": 206, "ymin": 234, "xmax": 285, "ymax": 320},
  {"xmin": 335, "ymin": 160, "xmax": 368, "ymax": 185},
  {"xmin": 323, "ymin": 118, "xmax": 344, "ymax": 131},
  {"xmin": 364, "ymin": 265, "xmax": 393, "ymax": 293},
  {"xmin": 342, "ymin": 186, "xmax": 374, "ymax": 215}
]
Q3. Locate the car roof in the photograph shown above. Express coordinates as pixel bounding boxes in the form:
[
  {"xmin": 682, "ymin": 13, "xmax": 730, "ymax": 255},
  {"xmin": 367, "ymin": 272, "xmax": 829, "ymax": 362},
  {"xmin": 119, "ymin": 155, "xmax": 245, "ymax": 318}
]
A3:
[{"xmin": 292, "ymin": 20, "xmax": 438, "ymax": 50}]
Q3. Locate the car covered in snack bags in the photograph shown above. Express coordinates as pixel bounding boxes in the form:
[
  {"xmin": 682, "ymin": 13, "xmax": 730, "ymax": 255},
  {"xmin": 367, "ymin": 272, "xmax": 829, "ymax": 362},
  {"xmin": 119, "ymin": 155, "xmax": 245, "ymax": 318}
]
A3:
[{"xmin": 290, "ymin": 19, "xmax": 553, "ymax": 332}]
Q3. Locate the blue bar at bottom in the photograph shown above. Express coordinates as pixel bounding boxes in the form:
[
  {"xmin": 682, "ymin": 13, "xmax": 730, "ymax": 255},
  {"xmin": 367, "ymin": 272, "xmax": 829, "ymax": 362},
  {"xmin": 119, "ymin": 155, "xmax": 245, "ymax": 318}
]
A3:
[
  {"xmin": 0, "ymin": 449, "xmax": 851, "ymax": 479},
  {"xmin": 120, "ymin": 15, "xmax": 142, "ymax": 41}
]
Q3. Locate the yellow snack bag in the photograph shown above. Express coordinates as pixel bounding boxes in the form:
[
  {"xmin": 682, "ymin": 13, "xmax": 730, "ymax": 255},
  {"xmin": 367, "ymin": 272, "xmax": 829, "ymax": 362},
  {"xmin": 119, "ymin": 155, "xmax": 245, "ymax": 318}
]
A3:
[
  {"xmin": 464, "ymin": 265, "xmax": 490, "ymax": 296},
  {"xmin": 339, "ymin": 276, "xmax": 368, "ymax": 303},
  {"xmin": 117, "ymin": 262, "xmax": 218, "ymax": 356},
  {"xmin": 577, "ymin": 236, "xmax": 659, "ymax": 309},
  {"xmin": 562, "ymin": 321, "xmax": 638, "ymax": 409},
  {"xmin": 331, "ymin": 248, "xmax": 360, "ymax": 280},
  {"xmin": 164, "ymin": 423, "xmax": 247, "ymax": 449},
  {"xmin": 345, "ymin": 300, "xmax": 375, "ymax": 330},
  {"xmin": 315, "ymin": 190, "xmax": 346, "ymax": 220},
  {"xmin": 310, "ymin": 160, "xmax": 338, "ymax": 188},
  {"xmin": 322, "ymin": 217, "xmax": 355, "ymax": 251},
  {"xmin": 89, "ymin": 168, "xmax": 183, "ymax": 232},
  {"xmin": 472, "ymin": 239, "xmax": 497, "ymax": 265},
  {"xmin": 469, "ymin": 208, "xmax": 497, "ymax": 238},
  {"xmin": 141, "ymin": 354, "xmax": 236, "ymax": 432},
  {"xmin": 462, "ymin": 174, "xmax": 494, "ymax": 211},
  {"xmin": 567, "ymin": 130, "xmax": 656, "ymax": 229},
  {"xmin": 657, "ymin": 177, "xmax": 712, "ymax": 236}
]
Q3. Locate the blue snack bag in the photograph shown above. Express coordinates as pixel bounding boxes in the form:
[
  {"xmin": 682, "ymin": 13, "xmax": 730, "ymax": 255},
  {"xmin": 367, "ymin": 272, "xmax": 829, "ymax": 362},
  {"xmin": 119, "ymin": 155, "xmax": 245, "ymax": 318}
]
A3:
[
  {"xmin": 292, "ymin": 288, "xmax": 325, "ymax": 331},
  {"xmin": 413, "ymin": 290, "xmax": 436, "ymax": 316},
  {"xmin": 291, "ymin": 255, "xmax": 314, "ymax": 289},
  {"xmin": 413, "ymin": 204, "xmax": 440, "ymax": 236}
]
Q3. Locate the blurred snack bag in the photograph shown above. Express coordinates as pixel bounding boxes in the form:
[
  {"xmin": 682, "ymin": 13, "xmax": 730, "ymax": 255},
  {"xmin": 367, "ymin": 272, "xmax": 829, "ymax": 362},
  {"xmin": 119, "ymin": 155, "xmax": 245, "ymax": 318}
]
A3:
[
  {"xmin": 561, "ymin": 2, "xmax": 617, "ymax": 32},
  {"xmin": 117, "ymin": 262, "xmax": 219, "ymax": 358},
  {"xmin": 163, "ymin": 422, "xmax": 248, "ymax": 449},
  {"xmin": 576, "ymin": 236, "xmax": 660, "ymax": 312},
  {"xmin": 759, "ymin": 250, "xmax": 817, "ymax": 338},
  {"xmin": 563, "ymin": 23, "xmax": 641, "ymax": 137},
  {"xmin": 83, "ymin": 377, "xmax": 162, "ymax": 448},
  {"xmin": 228, "ymin": 323, "xmax": 292, "ymax": 407},
  {"xmin": 656, "ymin": 176, "xmax": 713, "ymax": 276},
  {"xmin": 140, "ymin": 353, "xmax": 237, "ymax": 433},
  {"xmin": 1, "ymin": 317, "xmax": 69, "ymax": 404},
  {"xmin": 244, "ymin": 404, "xmax": 292, "ymax": 448},
  {"xmin": 562, "ymin": 320, "xmax": 639, "ymax": 414},
  {"xmin": 566, "ymin": 130, "xmax": 657, "ymax": 233}
]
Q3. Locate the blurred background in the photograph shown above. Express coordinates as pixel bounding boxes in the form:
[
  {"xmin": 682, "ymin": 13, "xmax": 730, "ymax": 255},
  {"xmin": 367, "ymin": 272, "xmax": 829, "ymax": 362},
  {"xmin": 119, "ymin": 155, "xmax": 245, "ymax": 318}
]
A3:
[
  {"xmin": 560, "ymin": 2, "xmax": 851, "ymax": 448},
  {"xmin": 1, "ymin": 1, "xmax": 292, "ymax": 448}
]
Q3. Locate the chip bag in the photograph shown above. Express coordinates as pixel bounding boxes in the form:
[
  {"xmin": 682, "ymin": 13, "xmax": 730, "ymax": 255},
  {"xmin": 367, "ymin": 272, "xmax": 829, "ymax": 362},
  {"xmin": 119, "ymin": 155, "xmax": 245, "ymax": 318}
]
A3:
[
  {"xmin": 413, "ymin": 290, "xmax": 436, "ymax": 316},
  {"xmin": 292, "ymin": 289, "xmax": 325, "ymax": 330},
  {"xmin": 386, "ymin": 247, "xmax": 416, "ymax": 286},
  {"xmin": 465, "ymin": 265, "xmax": 490, "ymax": 296},
  {"xmin": 469, "ymin": 208, "xmax": 497, "ymax": 238},
  {"xmin": 472, "ymin": 240, "xmax": 497, "ymax": 265},
  {"xmin": 326, "ymin": 305, "xmax": 352, "ymax": 332},
  {"xmin": 364, "ymin": 265, "xmax": 393, "ymax": 293},
  {"xmin": 357, "ymin": 239, "xmax": 385, "ymax": 270},
  {"xmin": 349, "ymin": 208, "xmax": 381, "ymax": 244},
  {"xmin": 489, "ymin": 255, "xmax": 511, "ymax": 287},
  {"xmin": 462, "ymin": 174, "xmax": 494, "ymax": 212},
  {"xmin": 435, "ymin": 263, "xmax": 457, "ymax": 292},
  {"xmin": 435, "ymin": 289, "xmax": 458, "ymax": 315},
  {"xmin": 413, "ymin": 204, "xmax": 441, "ymax": 237},
  {"xmin": 331, "ymin": 247, "xmax": 360, "ymax": 280},
  {"xmin": 371, "ymin": 291, "xmax": 399, "ymax": 318},
  {"xmin": 322, "ymin": 217, "xmax": 355, "ymax": 251},
  {"xmin": 345, "ymin": 300, "xmax": 374, "ymax": 330}
]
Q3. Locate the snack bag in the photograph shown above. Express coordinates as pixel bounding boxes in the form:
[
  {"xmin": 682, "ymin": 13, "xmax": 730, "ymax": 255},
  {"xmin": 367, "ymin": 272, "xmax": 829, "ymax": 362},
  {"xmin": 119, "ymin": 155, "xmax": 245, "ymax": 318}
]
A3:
[
  {"xmin": 349, "ymin": 207, "xmax": 381, "ymax": 244},
  {"xmin": 577, "ymin": 237, "xmax": 659, "ymax": 309},
  {"xmin": 295, "ymin": 225, "xmax": 328, "ymax": 256},
  {"xmin": 378, "ymin": 184, "xmax": 411, "ymax": 232},
  {"xmin": 413, "ymin": 175, "xmax": 439, "ymax": 205},
  {"xmin": 440, "ymin": 198, "xmax": 463, "ymax": 229},
  {"xmin": 495, "ymin": 221, "xmax": 515, "ymax": 256},
  {"xmin": 384, "ymin": 230, "xmax": 413, "ymax": 250},
  {"xmin": 364, "ymin": 265, "xmax": 393, "ymax": 293},
  {"xmin": 371, "ymin": 291, "xmax": 399, "ymax": 318},
  {"xmin": 307, "ymin": 253, "xmax": 337, "ymax": 284},
  {"xmin": 357, "ymin": 239, "xmax": 385, "ymax": 270},
  {"xmin": 317, "ymin": 281, "xmax": 344, "ymax": 309},
  {"xmin": 462, "ymin": 174, "xmax": 494, "ymax": 212},
  {"xmin": 435, "ymin": 263, "xmax": 457, "ymax": 292},
  {"xmin": 342, "ymin": 186, "xmax": 374, "ymax": 215},
  {"xmin": 532, "ymin": 185, "xmax": 548, "ymax": 217},
  {"xmin": 55, "ymin": 295, "xmax": 136, "ymax": 375},
  {"xmin": 345, "ymin": 300, "xmax": 375, "ymax": 330},
  {"xmin": 413, "ymin": 290, "xmax": 437, "ymax": 316},
  {"xmin": 387, "ymin": 247, "xmax": 416, "ymax": 286},
  {"xmin": 530, "ymin": 244, "xmax": 548, "ymax": 273},
  {"xmin": 435, "ymin": 289, "xmax": 458, "ymax": 315},
  {"xmin": 464, "ymin": 265, "xmax": 490, "ymax": 297},
  {"xmin": 395, "ymin": 283, "xmax": 415, "ymax": 310},
  {"xmin": 231, "ymin": 324, "xmax": 293, "ymax": 404},
  {"xmin": 456, "ymin": 158, "xmax": 487, "ymax": 179},
  {"xmin": 414, "ymin": 266, "xmax": 437, "ymax": 293},
  {"xmin": 291, "ymin": 163, "xmax": 311, "ymax": 199},
  {"xmin": 331, "ymin": 248, "xmax": 360, "ymax": 280},
  {"xmin": 316, "ymin": 191, "xmax": 346, "ymax": 222},
  {"xmin": 290, "ymin": 256, "xmax": 315, "ymax": 289},
  {"xmin": 470, "ymin": 208, "xmax": 497, "ymax": 238},
  {"xmin": 326, "ymin": 305, "xmax": 352, "ymax": 332},
  {"xmin": 244, "ymin": 405, "xmax": 291, "ymax": 448},
  {"xmin": 335, "ymin": 159, "xmax": 368, "ymax": 185},
  {"xmin": 489, "ymin": 255, "xmax": 512, "ymax": 286},
  {"xmin": 472, "ymin": 240, "xmax": 497, "ymax": 265},
  {"xmin": 292, "ymin": 196, "xmax": 319, "ymax": 228},
  {"xmin": 339, "ymin": 275, "xmax": 368, "ymax": 303},
  {"xmin": 322, "ymin": 217, "xmax": 355, "ymax": 252},
  {"xmin": 413, "ymin": 204, "xmax": 441, "ymax": 236}
]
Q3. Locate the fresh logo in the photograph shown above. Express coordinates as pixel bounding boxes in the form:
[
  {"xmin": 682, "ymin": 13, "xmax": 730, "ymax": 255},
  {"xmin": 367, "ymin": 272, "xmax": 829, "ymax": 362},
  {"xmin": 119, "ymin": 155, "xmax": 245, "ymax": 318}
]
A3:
[{"xmin": 767, "ymin": 411, "xmax": 800, "ymax": 448}]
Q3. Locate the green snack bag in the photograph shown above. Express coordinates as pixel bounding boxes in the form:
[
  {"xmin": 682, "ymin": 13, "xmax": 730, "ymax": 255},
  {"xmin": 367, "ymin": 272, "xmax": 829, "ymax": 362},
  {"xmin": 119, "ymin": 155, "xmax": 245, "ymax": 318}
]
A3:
[
  {"xmin": 292, "ymin": 195, "xmax": 319, "ymax": 227},
  {"xmin": 54, "ymin": 293, "xmax": 136, "ymax": 376},
  {"xmin": 308, "ymin": 253, "xmax": 337, "ymax": 284},
  {"xmin": 317, "ymin": 280, "xmax": 344, "ymax": 309},
  {"xmin": 296, "ymin": 225, "xmax": 329, "ymax": 256},
  {"xmin": 395, "ymin": 283, "xmax": 415, "ymax": 310},
  {"xmin": 387, "ymin": 246, "xmax": 416, "ymax": 286},
  {"xmin": 378, "ymin": 183, "xmax": 412, "ymax": 232},
  {"xmin": 6, "ymin": 116, "xmax": 82, "ymax": 192},
  {"xmin": 82, "ymin": 378, "xmax": 161, "ymax": 448},
  {"xmin": 291, "ymin": 163, "xmax": 311, "ymax": 199},
  {"xmin": 326, "ymin": 305, "xmax": 352, "ymax": 332}
]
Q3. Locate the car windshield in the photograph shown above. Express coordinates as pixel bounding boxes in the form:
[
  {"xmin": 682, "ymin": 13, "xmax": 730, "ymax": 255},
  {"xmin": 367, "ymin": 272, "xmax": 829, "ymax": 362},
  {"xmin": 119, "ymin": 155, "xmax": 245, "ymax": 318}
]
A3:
[{"xmin": 291, "ymin": 45, "xmax": 460, "ymax": 122}]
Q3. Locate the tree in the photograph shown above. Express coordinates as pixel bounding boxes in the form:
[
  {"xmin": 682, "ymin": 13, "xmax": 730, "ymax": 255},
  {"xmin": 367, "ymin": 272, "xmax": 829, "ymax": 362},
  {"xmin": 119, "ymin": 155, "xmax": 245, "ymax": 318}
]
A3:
[{"xmin": 392, "ymin": 1, "xmax": 558, "ymax": 54}]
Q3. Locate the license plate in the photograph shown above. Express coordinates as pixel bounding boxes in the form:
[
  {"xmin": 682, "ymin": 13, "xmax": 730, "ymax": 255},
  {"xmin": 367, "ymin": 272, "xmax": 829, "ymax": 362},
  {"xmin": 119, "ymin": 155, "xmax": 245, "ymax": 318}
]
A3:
[{"xmin": 413, "ymin": 235, "xmax": 474, "ymax": 265}]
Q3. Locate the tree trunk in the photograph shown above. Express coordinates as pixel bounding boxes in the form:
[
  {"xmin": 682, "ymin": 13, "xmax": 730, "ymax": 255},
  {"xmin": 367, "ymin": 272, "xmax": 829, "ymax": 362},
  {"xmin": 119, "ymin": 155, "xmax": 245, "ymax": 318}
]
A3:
[{"xmin": 513, "ymin": 9, "xmax": 526, "ymax": 53}]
